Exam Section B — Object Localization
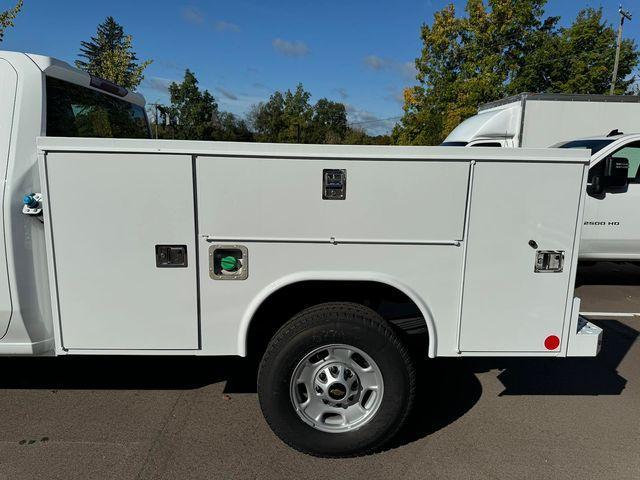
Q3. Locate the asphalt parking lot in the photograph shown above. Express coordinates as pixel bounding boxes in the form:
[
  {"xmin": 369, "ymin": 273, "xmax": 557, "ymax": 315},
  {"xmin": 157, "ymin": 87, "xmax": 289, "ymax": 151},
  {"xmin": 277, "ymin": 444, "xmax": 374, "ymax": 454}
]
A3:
[{"xmin": 0, "ymin": 262, "xmax": 638, "ymax": 480}]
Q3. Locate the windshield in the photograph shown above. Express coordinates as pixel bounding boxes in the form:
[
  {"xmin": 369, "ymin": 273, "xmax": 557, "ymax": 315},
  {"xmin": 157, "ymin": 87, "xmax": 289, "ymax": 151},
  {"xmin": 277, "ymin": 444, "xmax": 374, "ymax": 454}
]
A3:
[
  {"xmin": 554, "ymin": 139, "xmax": 614, "ymax": 155},
  {"xmin": 45, "ymin": 76, "xmax": 150, "ymax": 138}
]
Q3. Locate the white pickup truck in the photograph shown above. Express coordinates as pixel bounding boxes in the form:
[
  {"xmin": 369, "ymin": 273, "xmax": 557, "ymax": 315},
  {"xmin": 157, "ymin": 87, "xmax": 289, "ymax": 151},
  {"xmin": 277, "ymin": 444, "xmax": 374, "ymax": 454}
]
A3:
[
  {"xmin": 1, "ymin": 51, "xmax": 599, "ymax": 457},
  {"xmin": 443, "ymin": 93, "xmax": 640, "ymax": 261},
  {"xmin": 554, "ymin": 133, "xmax": 640, "ymax": 261}
]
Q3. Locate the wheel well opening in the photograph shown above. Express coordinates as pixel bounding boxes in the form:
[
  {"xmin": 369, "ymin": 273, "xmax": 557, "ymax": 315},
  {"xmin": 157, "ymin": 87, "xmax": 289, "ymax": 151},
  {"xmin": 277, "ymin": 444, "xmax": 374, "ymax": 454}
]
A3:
[{"xmin": 246, "ymin": 280, "xmax": 429, "ymax": 360}]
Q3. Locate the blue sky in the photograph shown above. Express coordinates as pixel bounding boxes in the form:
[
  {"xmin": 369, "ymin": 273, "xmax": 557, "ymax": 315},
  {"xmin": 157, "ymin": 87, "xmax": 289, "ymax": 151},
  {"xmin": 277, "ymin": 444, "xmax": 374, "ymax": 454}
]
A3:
[{"xmin": 2, "ymin": 0, "xmax": 637, "ymax": 133}]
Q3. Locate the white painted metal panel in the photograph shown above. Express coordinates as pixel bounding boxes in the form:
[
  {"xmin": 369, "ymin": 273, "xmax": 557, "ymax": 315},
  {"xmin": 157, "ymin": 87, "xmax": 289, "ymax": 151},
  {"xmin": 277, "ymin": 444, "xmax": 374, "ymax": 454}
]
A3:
[
  {"xmin": 197, "ymin": 241, "xmax": 464, "ymax": 357},
  {"xmin": 196, "ymin": 157, "xmax": 470, "ymax": 242},
  {"xmin": 522, "ymin": 100, "xmax": 640, "ymax": 147},
  {"xmin": 45, "ymin": 153, "xmax": 198, "ymax": 350},
  {"xmin": 459, "ymin": 161, "xmax": 585, "ymax": 352},
  {"xmin": 0, "ymin": 58, "xmax": 18, "ymax": 338}
]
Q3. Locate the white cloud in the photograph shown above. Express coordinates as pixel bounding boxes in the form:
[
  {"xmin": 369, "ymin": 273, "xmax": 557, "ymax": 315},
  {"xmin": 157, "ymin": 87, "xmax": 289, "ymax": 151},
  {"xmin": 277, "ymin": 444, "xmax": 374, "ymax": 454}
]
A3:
[
  {"xmin": 385, "ymin": 85, "xmax": 405, "ymax": 105},
  {"xmin": 363, "ymin": 55, "xmax": 417, "ymax": 80},
  {"xmin": 214, "ymin": 20, "xmax": 240, "ymax": 32},
  {"xmin": 216, "ymin": 86, "xmax": 238, "ymax": 101},
  {"xmin": 182, "ymin": 6, "xmax": 204, "ymax": 25},
  {"xmin": 143, "ymin": 77, "xmax": 173, "ymax": 94},
  {"xmin": 364, "ymin": 55, "xmax": 386, "ymax": 70},
  {"xmin": 345, "ymin": 104, "xmax": 398, "ymax": 135},
  {"xmin": 334, "ymin": 87, "xmax": 348, "ymax": 100},
  {"xmin": 272, "ymin": 38, "xmax": 309, "ymax": 57}
]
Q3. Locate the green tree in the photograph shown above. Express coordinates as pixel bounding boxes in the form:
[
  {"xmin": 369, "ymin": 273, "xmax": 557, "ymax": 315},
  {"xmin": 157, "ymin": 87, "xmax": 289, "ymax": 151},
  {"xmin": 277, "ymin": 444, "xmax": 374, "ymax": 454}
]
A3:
[
  {"xmin": 250, "ymin": 84, "xmax": 312, "ymax": 142},
  {"xmin": 0, "ymin": 0, "xmax": 22, "ymax": 42},
  {"xmin": 216, "ymin": 112, "xmax": 254, "ymax": 142},
  {"xmin": 309, "ymin": 99, "xmax": 348, "ymax": 144},
  {"xmin": 393, "ymin": 2, "xmax": 640, "ymax": 145},
  {"xmin": 166, "ymin": 69, "xmax": 220, "ymax": 140},
  {"xmin": 250, "ymin": 84, "xmax": 350, "ymax": 144},
  {"xmin": 248, "ymin": 91, "xmax": 286, "ymax": 142},
  {"xmin": 152, "ymin": 70, "xmax": 254, "ymax": 142},
  {"xmin": 512, "ymin": 8, "xmax": 638, "ymax": 95},
  {"xmin": 75, "ymin": 16, "xmax": 151, "ymax": 89},
  {"xmin": 343, "ymin": 128, "xmax": 391, "ymax": 145}
]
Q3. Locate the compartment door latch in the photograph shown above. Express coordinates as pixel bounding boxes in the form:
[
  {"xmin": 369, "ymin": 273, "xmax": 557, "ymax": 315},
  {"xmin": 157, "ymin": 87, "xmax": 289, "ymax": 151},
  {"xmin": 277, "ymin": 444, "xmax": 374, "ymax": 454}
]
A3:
[
  {"xmin": 156, "ymin": 245, "xmax": 188, "ymax": 268},
  {"xmin": 534, "ymin": 250, "xmax": 564, "ymax": 273},
  {"xmin": 323, "ymin": 169, "xmax": 346, "ymax": 200}
]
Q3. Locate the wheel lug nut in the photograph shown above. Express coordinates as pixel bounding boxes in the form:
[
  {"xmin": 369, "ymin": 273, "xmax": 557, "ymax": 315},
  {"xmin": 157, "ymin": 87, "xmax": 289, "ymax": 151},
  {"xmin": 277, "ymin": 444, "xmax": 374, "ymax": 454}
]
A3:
[
  {"xmin": 318, "ymin": 372, "xmax": 327, "ymax": 382},
  {"xmin": 315, "ymin": 386, "xmax": 323, "ymax": 394},
  {"xmin": 329, "ymin": 366, "xmax": 339, "ymax": 376},
  {"xmin": 351, "ymin": 381, "xmax": 358, "ymax": 390}
]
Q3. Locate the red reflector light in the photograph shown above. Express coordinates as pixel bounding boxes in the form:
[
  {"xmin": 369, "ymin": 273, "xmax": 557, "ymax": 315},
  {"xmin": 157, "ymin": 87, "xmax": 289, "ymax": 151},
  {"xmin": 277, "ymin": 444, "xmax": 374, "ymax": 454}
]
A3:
[{"xmin": 544, "ymin": 335, "xmax": 560, "ymax": 350}]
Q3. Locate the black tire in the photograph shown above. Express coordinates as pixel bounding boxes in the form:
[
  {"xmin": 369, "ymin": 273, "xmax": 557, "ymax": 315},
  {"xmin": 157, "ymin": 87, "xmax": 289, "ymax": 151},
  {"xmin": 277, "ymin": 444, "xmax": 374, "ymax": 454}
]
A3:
[{"xmin": 257, "ymin": 302, "xmax": 416, "ymax": 457}]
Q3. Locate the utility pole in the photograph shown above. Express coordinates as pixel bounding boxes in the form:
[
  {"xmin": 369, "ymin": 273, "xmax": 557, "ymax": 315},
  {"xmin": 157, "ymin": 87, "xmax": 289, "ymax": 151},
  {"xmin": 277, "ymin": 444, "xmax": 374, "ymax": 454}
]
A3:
[
  {"xmin": 148, "ymin": 102, "xmax": 162, "ymax": 139},
  {"xmin": 610, "ymin": 4, "xmax": 632, "ymax": 95}
]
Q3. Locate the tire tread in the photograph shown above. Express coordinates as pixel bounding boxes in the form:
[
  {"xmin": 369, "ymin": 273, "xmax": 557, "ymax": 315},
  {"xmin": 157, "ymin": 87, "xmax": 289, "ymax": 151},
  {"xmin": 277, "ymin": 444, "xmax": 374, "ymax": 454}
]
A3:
[{"xmin": 257, "ymin": 302, "xmax": 416, "ymax": 457}]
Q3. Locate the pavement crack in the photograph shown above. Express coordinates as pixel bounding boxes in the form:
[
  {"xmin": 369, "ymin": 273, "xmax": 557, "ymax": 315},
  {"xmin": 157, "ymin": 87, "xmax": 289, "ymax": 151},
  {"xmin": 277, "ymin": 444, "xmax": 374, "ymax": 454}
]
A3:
[{"xmin": 135, "ymin": 391, "xmax": 191, "ymax": 480}]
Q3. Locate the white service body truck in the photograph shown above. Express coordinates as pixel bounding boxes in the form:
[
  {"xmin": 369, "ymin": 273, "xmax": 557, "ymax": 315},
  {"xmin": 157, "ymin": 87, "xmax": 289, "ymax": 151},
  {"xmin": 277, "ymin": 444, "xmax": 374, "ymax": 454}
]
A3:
[
  {"xmin": 443, "ymin": 93, "xmax": 640, "ymax": 261},
  {"xmin": 1, "ymin": 51, "xmax": 599, "ymax": 456}
]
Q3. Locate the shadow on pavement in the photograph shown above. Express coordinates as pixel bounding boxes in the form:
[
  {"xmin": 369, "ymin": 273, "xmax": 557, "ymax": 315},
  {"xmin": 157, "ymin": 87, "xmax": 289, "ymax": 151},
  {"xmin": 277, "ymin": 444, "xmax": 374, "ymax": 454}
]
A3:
[
  {"xmin": 0, "ymin": 354, "xmax": 250, "ymax": 390},
  {"xmin": 469, "ymin": 320, "xmax": 636, "ymax": 396},
  {"xmin": 389, "ymin": 357, "xmax": 482, "ymax": 449}
]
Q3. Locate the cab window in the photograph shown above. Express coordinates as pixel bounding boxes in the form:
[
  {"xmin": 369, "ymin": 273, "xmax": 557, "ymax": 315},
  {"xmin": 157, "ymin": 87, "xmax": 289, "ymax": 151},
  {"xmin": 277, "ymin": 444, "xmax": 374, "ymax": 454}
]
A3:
[
  {"xmin": 46, "ymin": 76, "xmax": 150, "ymax": 138},
  {"xmin": 589, "ymin": 141, "xmax": 640, "ymax": 183},
  {"xmin": 612, "ymin": 141, "xmax": 640, "ymax": 183},
  {"xmin": 557, "ymin": 139, "xmax": 614, "ymax": 155}
]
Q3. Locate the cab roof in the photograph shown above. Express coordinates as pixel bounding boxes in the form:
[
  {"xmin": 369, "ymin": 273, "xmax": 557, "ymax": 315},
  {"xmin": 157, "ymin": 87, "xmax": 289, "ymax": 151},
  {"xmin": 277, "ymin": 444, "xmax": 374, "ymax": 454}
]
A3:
[{"xmin": 17, "ymin": 51, "xmax": 146, "ymax": 107}]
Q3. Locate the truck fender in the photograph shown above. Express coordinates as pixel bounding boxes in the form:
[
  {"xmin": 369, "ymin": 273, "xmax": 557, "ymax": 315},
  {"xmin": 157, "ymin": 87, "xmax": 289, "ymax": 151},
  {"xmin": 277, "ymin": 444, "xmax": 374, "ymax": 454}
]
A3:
[{"xmin": 237, "ymin": 271, "xmax": 437, "ymax": 357}]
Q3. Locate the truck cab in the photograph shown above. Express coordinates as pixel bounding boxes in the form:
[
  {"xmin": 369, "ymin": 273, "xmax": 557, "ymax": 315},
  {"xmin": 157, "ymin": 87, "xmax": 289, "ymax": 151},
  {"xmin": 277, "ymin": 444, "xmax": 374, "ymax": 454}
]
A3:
[
  {"xmin": 556, "ymin": 133, "xmax": 640, "ymax": 261},
  {"xmin": 0, "ymin": 50, "xmax": 149, "ymax": 353}
]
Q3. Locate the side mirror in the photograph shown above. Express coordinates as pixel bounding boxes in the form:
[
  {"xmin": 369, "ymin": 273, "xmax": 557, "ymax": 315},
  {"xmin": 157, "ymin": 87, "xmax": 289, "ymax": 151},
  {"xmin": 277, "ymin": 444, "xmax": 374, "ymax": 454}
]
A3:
[
  {"xmin": 604, "ymin": 156, "xmax": 629, "ymax": 190},
  {"xmin": 590, "ymin": 175, "xmax": 604, "ymax": 195},
  {"xmin": 588, "ymin": 157, "xmax": 628, "ymax": 196}
]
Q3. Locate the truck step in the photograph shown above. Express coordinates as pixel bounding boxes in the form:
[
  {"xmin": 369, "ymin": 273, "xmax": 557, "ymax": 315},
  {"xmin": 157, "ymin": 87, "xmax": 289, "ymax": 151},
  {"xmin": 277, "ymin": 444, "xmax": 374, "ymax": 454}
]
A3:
[{"xmin": 566, "ymin": 316, "xmax": 603, "ymax": 357}]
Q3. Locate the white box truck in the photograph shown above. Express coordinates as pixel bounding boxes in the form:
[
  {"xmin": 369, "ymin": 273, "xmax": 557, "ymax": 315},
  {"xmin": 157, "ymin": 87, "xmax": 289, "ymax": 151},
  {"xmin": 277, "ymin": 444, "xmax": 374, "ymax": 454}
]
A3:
[
  {"xmin": 443, "ymin": 93, "xmax": 640, "ymax": 262},
  {"xmin": 2, "ymin": 51, "xmax": 598, "ymax": 456},
  {"xmin": 442, "ymin": 93, "xmax": 640, "ymax": 148}
]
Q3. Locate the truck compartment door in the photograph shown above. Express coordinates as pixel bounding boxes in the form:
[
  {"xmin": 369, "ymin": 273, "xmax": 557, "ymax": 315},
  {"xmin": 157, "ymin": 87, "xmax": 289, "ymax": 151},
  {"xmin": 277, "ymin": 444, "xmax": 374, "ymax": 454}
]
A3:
[
  {"xmin": 0, "ymin": 59, "xmax": 18, "ymax": 338},
  {"xmin": 459, "ymin": 161, "xmax": 584, "ymax": 352},
  {"xmin": 44, "ymin": 153, "xmax": 198, "ymax": 350}
]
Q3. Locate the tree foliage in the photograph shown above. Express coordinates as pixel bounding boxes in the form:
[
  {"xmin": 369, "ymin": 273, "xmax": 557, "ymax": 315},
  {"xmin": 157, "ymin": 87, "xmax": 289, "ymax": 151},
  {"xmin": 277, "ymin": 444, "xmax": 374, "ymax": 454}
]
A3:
[
  {"xmin": 393, "ymin": 2, "xmax": 640, "ymax": 145},
  {"xmin": 249, "ymin": 84, "xmax": 353, "ymax": 144},
  {"xmin": 75, "ymin": 16, "xmax": 151, "ymax": 89},
  {"xmin": 0, "ymin": 0, "xmax": 22, "ymax": 43},
  {"xmin": 154, "ymin": 69, "xmax": 252, "ymax": 141},
  {"xmin": 156, "ymin": 78, "xmax": 385, "ymax": 144}
]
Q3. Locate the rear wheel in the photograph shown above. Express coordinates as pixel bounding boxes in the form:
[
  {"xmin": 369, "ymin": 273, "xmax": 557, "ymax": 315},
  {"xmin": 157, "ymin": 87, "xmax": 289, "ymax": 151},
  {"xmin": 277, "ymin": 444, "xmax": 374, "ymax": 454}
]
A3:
[{"xmin": 257, "ymin": 302, "xmax": 416, "ymax": 457}]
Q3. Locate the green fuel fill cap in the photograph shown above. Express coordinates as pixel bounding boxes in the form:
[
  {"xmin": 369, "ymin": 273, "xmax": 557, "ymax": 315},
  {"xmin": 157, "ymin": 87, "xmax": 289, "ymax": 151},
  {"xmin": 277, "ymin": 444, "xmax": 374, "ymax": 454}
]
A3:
[{"xmin": 220, "ymin": 255, "xmax": 238, "ymax": 271}]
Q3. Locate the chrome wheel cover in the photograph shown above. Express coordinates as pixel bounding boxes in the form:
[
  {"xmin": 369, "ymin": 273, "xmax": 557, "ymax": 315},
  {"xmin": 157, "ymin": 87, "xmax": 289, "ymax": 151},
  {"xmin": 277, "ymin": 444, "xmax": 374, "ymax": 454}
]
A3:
[{"xmin": 289, "ymin": 344, "xmax": 384, "ymax": 433}]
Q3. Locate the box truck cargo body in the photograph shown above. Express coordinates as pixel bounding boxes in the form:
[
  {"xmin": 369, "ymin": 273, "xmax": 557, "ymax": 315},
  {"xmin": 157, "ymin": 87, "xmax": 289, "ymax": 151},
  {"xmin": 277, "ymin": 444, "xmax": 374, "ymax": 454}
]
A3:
[{"xmin": 443, "ymin": 93, "xmax": 640, "ymax": 148}]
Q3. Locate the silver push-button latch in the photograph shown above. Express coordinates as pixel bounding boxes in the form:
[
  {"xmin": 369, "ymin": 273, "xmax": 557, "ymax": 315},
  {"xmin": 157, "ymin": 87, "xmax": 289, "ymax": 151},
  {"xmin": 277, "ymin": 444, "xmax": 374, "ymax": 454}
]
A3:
[{"xmin": 535, "ymin": 250, "xmax": 564, "ymax": 273}]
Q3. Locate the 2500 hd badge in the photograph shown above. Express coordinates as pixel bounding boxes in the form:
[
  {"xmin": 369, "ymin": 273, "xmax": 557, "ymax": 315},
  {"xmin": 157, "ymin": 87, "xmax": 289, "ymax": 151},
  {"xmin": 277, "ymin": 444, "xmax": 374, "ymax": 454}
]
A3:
[{"xmin": 584, "ymin": 221, "xmax": 620, "ymax": 226}]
